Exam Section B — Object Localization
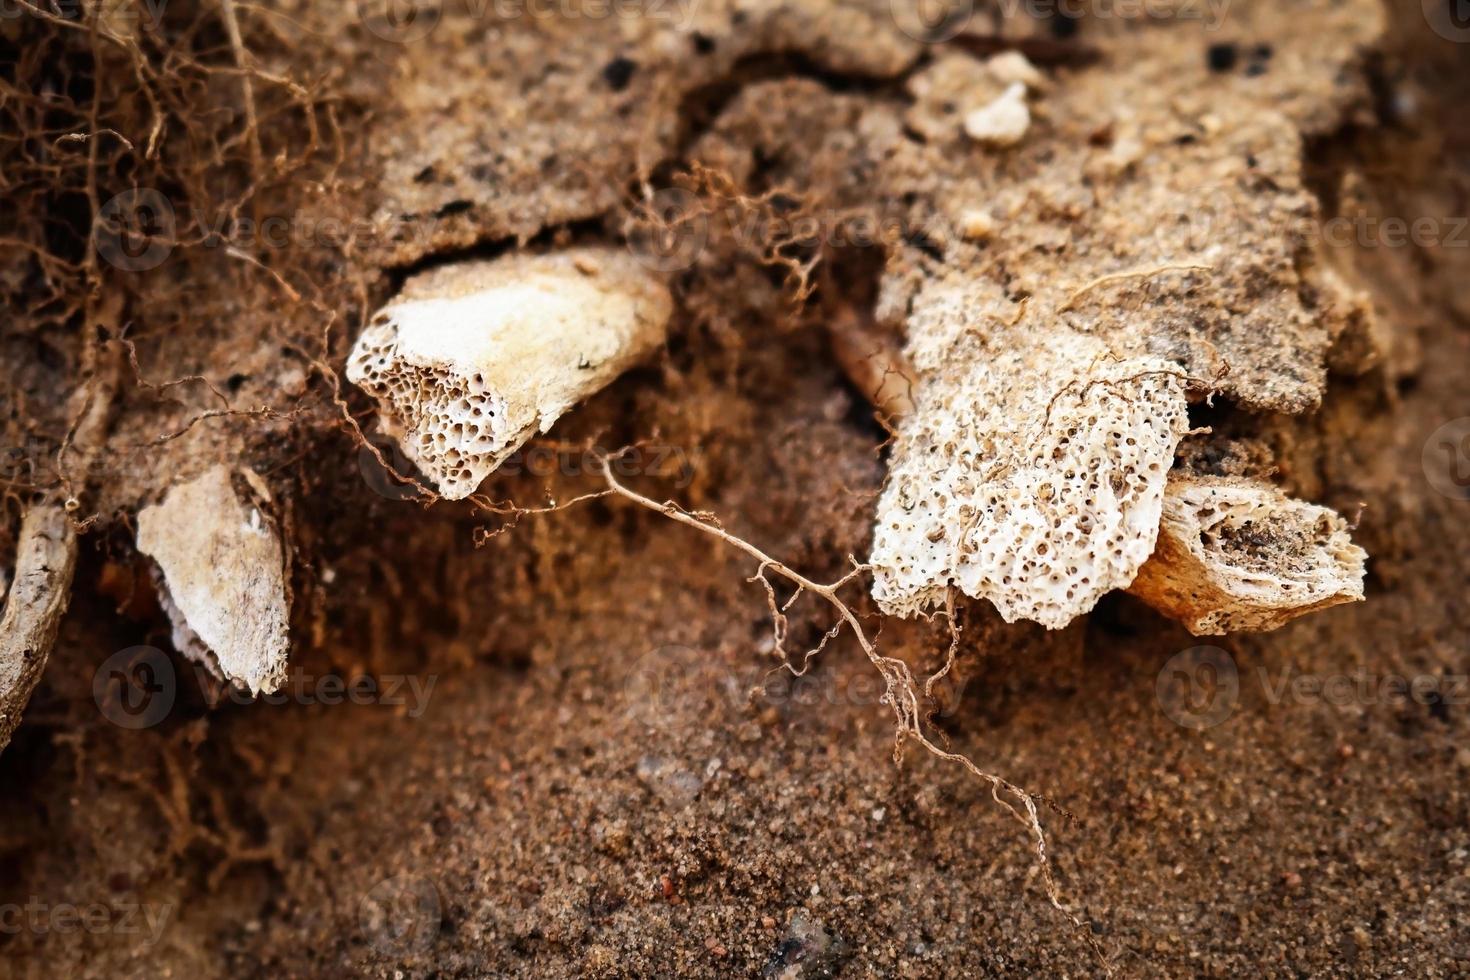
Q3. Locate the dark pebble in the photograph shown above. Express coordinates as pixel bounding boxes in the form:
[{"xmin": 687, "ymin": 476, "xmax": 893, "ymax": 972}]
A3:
[
  {"xmin": 1207, "ymin": 43, "xmax": 1238, "ymax": 72},
  {"xmin": 1051, "ymin": 13, "xmax": 1081, "ymax": 39},
  {"xmin": 602, "ymin": 57, "xmax": 637, "ymax": 92}
]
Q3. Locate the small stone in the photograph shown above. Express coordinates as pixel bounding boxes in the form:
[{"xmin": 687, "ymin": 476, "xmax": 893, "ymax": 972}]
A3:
[
  {"xmin": 636, "ymin": 755, "xmax": 703, "ymax": 807},
  {"xmin": 986, "ymin": 51, "xmax": 1045, "ymax": 91},
  {"xmin": 957, "ymin": 209, "xmax": 996, "ymax": 241},
  {"xmin": 593, "ymin": 821, "xmax": 630, "ymax": 857},
  {"xmin": 963, "ymin": 83, "xmax": 1030, "ymax": 147},
  {"xmin": 763, "ymin": 912, "xmax": 842, "ymax": 979}
]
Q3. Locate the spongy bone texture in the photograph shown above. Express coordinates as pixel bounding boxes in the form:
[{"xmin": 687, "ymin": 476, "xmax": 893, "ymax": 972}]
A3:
[
  {"xmin": 347, "ymin": 247, "xmax": 673, "ymax": 499},
  {"xmin": 135, "ymin": 465, "xmax": 289, "ymax": 695},
  {"xmin": 870, "ymin": 279, "xmax": 1189, "ymax": 629},
  {"xmin": 1128, "ymin": 475, "xmax": 1367, "ymax": 634}
]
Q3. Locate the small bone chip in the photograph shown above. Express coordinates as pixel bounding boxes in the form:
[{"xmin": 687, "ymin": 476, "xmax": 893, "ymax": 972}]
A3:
[
  {"xmin": 1129, "ymin": 475, "xmax": 1367, "ymax": 634},
  {"xmin": 136, "ymin": 465, "xmax": 289, "ymax": 695},
  {"xmin": 347, "ymin": 247, "xmax": 673, "ymax": 499}
]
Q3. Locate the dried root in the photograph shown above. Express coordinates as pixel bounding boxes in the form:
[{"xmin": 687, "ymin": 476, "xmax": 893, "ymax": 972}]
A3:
[
  {"xmin": 825, "ymin": 304, "xmax": 917, "ymax": 423},
  {"xmin": 591, "ymin": 458, "xmax": 1107, "ymax": 969},
  {"xmin": 0, "ymin": 504, "xmax": 78, "ymax": 753}
]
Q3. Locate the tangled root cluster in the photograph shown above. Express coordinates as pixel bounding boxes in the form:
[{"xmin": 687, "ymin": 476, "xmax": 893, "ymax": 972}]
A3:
[{"xmin": 1, "ymin": 0, "xmax": 349, "ymax": 524}]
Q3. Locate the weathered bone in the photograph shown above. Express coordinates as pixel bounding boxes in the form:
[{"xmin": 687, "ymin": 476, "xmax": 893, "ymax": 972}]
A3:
[{"xmin": 347, "ymin": 247, "xmax": 672, "ymax": 499}]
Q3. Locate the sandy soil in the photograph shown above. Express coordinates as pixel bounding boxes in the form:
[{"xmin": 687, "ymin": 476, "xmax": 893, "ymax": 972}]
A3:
[{"xmin": 1, "ymin": 1, "xmax": 1468, "ymax": 977}]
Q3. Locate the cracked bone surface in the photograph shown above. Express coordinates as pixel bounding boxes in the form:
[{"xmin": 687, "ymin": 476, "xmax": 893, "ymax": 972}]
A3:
[
  {"xmin": 347, "ymin": 247, "xmax": 673, "ymax": 499},
  {"xmin": 135, "ymin": 465, "xmax": 289, "ymax": 695},
  {"xmin": 1127, "ymin": 475, "xmax": 1367, "ymax": 634},
  {"xmin": 868, "ymin": 277, "xmax": 1190, "ymax": 630}
]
